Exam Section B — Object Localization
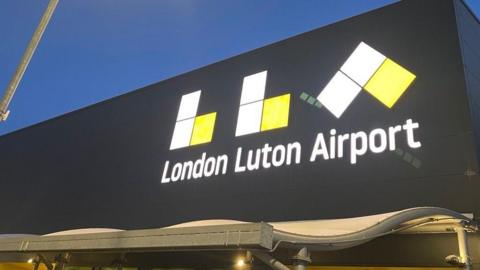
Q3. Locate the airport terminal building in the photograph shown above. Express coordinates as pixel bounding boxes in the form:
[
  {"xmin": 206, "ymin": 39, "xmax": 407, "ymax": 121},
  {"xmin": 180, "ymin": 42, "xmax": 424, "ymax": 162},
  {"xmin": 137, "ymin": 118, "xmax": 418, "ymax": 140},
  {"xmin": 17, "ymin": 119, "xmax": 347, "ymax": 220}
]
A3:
[{"xmin": 0, "ymin": 0, "xmax": 479, "ymax": 269}]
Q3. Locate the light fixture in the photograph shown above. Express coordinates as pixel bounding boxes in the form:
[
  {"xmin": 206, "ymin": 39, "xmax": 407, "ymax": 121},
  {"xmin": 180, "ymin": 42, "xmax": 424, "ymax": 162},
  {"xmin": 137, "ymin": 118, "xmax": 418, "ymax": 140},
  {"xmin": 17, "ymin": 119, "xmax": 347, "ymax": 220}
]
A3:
[
  {"xmin": 234, "ymin": 251, "xmax": 252, "ymax": 268},
  {"xmin": 235, "ymin": 258, "xmax": 246, "ymax": 267}
]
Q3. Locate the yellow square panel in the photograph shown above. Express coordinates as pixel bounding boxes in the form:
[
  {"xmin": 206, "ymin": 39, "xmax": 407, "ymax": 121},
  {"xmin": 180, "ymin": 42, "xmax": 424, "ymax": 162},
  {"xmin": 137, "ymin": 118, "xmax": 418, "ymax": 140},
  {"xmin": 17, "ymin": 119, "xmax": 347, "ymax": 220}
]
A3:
[
  {"xmin": 190, "ymin": 112, "xmax": 216, "ymax": 146},
  {"xmin": 364, "ymin": 58, "xmax": 416, "ymax": 108},
  {"xmin": 261, "ymin": 94, "xmax": 290, "ymax": 132}
]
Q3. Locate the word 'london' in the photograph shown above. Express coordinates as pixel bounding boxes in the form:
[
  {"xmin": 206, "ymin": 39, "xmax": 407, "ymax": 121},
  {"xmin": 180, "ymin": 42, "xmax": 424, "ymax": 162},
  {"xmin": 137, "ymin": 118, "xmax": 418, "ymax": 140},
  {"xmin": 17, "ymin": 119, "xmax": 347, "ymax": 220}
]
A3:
[{"xmin": 161, "ymin": 119, "xmax": 421, "ymax": 184}]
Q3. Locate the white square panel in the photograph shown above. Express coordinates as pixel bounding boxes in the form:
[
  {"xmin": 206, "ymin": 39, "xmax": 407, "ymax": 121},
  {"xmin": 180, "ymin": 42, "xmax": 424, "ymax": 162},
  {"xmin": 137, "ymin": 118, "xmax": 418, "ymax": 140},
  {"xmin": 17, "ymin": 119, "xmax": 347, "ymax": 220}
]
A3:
[
  {"xmin": 317, "ymin": 71, "xmax": 362, "ymax": 118},
  {"xmin": 170, "ymin": 118, "xmax": 195, "ymax": 150},
  {"xmin": 235, "ymin": 101, "xmax": 263, "ymax": 136},
  {"xmin": 340, "ymin": 42, "xmax": 386, "ymax": 86},
  {"xmin": 176, "ymin": 90, "xmax": 201, "ymax": 121},
  {"xmin": 240, "ymin": 71, "xmax": 267, "ymax": 105}
]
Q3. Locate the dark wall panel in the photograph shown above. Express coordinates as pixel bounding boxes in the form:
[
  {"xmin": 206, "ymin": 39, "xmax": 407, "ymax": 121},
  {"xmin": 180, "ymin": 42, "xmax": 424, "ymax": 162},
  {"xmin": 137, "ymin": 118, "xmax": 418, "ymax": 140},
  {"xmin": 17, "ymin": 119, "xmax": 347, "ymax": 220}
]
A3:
[{"xmin": 455, "ymin": 0, "xmax": 480, "ymax": 217}]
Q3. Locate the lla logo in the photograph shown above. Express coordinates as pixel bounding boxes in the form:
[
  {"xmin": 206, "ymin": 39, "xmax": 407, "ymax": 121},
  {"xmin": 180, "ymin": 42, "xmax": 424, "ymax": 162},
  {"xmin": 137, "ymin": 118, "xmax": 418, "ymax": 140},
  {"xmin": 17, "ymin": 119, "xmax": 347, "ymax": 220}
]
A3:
[
  {"xmin": 235, "ymin": 71, "xmax": 291, "ymax": 137},
  {"xmin": 169, "ymin": 90, "xmax": 217, "ymax": 150},
  {"xmin": 168, "ymin": 42, "xmax": 416, "ymax": 151},
  {"xmin": 317, "ymin": 42, "xmax": 416, "ymax": 118}
]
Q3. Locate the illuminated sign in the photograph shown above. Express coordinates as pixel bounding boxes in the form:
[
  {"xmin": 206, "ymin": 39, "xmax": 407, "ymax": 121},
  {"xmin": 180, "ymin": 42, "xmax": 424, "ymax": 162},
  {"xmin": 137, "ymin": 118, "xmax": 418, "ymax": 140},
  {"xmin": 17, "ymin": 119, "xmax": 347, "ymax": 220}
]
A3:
[
  {"xmin": 161, "ymin": 42, "xmax": 421, "ymax": 184},
  {"xmin": 310, "ymin": 119, "xmax": 421, "ymax": 164},
  {"xmin": 317, "ymin": 42, "xmax": 416, "ymax": 118},
  {"xmin": 235, "ymin": 71, "xmax": 291, "ymax": 136},
  {"xmin": 170, "ymin": 91, "xmax": 217, "ymax": 150}
]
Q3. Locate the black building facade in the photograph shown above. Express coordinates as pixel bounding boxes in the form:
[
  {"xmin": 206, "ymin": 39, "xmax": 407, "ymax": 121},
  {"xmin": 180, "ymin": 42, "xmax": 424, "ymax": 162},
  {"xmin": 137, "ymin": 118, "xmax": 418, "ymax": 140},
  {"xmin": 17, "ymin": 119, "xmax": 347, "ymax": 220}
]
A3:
[{"xmin": 0, "ymin": 1, "xmax": 479, "ymax": 269}]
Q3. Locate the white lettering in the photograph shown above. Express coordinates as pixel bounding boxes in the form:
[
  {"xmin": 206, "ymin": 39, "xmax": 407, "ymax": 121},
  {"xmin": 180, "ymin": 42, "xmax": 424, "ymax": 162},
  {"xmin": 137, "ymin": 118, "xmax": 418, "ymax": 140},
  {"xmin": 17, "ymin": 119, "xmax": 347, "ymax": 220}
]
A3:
[
  {"xmin": 272, "ymin": 145, "xmax": 286, "ymax": 167},
  {"xmin": 162, "ymin": 119, "xmax": 422, "ymax": 184},
  {"xmin": 235, "ymin": 142, "xmax": 301, "ymax": 173},
  {"xmin": 161, "ymin": 161, "xmax": 171, "ymax": 183},
  {"xmin": 181, "ymin": 161, "xmax": 193, "ymax": 180},
  {"xmin": 192, "ymin": 153, "xmax": 206, "ymax": 179},
  {"xmin": 310, "ymin": 119, "xmax": 422, "ymax": 165},
  {"xmin": 310, "ymin": 133, "xmax": 329, "ymax": 162},
  {"xmin": 247, "ymin": 149, "xmax": 261, "ymax": 170},
  {"xmin": 403, "ymin": 119, "xmax": 421, "ymax": 148},
  {"xmin": 161, "ymin": 152, "xmax": 229, "ymax": 184},
  {"xmin": 350, "ymin": 131, "xmax": 368, "ymax": 164},
  {"xmin": 261, "ymin": 144, "xmax": 273, "ymax": 169},
  {"xmin": 235, "ymin": 147, "xmax": 246, "ymax": 173},
  {"xmin": 171, "ymin": 163, "xmax": 182, "ymax": 181},
  {"xmin": 216, "ymin": 155, "xmax": 228, "ymax": 175},
  {"xmin": 286, "ymin": 142, "xmax": 301, "ymax": 165},
  {"xmin": 388, "ymin": 125, "xmax": 402, "ymax": 150},
  {"xmin": 204, "ymin": 157, "xmax": 216, "ymax": 177},
  {"xmin": 369, "ymin": 128, "xmax": 387, "ymax": 153},
  {"xmin": 329, "ymin": 129, "xmax": 337, "ymax": 159},
  {"xmin": 337, "ymin": 134, "xmax": 349, "ymax": 158}
]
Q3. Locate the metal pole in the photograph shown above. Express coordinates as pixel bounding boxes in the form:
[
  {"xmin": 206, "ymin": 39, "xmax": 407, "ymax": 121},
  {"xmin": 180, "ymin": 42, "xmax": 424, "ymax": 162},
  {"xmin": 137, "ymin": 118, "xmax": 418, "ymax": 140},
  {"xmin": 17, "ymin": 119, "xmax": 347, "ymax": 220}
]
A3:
[
  {"xmin": 291, "ymin": 247, "xmax": 311, "ymax": 270},
  {"xmin": 250, "ymin": 251, "xmax": 290, "ymax": 270},
  {"xmin": 0, "ymin": 0, "xmax": 59, "ymax": 121},
  {"xmin": 456, "ymin": 225, "xmax": 472, "ymax": 270}
]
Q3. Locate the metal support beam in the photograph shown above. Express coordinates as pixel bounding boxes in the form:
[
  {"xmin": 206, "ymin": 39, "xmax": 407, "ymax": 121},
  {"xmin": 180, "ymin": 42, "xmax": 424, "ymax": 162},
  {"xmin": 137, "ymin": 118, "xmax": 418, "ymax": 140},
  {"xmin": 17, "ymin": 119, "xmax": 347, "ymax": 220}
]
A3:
[
  {"xmin": 445, "ymin": 223, "xmax": 472, "ymax": 270},
  {"xmin": 251, "ymin": 251, "xmax": 290, "ymax": 270},
  {"xmin": 291, "ymin": 247, "xmax": 311, "ymax": 270},
  {"xmin": 0, "ymin": 223, "xmax": 273, "ymax": 254},
  {"xmin": 0, "ymin": 0, "xmax": 59, "ymax": 121},
  {"xmin": 457, "ymin": 225, "xmax": 472, "ymax": 270}
]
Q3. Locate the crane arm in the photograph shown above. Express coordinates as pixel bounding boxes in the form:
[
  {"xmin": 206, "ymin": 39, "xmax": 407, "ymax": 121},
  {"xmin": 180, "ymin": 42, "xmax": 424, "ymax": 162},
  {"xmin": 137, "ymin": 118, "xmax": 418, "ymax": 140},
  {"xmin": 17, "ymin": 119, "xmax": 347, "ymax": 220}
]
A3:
[{"xmin": 0, "ymin": 0, "xmax": 59, "ymax": 121}]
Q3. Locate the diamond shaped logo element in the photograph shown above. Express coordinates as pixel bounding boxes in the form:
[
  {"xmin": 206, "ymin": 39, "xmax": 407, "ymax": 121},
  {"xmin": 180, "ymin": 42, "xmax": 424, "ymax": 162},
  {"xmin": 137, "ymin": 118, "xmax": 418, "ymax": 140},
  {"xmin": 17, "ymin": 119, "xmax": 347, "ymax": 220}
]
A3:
[
  {"xmin": 235, "ymin": 101, "xmax": 263, "ymax": 136},
  {"xmin": 364, "ymin": 58, "xmax": 416, "ymax": 108},
  {"xmin": 316, "ymin": 42, "xmax": 416, "ymax": 117},
  {"xmin": 261, "ymin": 94, "xmax": 290, "ymax": 131},
  {"xmin": 170, "ymin": 118, "xmax": 195, "ymax": 150},
  {"xmin": 340, "ymin": 42, "xmax": 386, "ymax": 86},
  {"xmin": 317, "ymin": 71, "xmax": 362, "ymax": 118},
  {"xmin": 190, "ymin": 112, "xmax": 217, "ymax": 146}
]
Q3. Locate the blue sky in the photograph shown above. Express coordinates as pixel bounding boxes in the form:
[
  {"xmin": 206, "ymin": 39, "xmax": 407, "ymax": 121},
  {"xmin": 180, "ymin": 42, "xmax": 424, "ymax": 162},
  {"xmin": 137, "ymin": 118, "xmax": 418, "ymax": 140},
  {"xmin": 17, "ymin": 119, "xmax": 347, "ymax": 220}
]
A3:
[{"xmin": 0, "ymin": 0, "xmax": 479, "ymax": 135}]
